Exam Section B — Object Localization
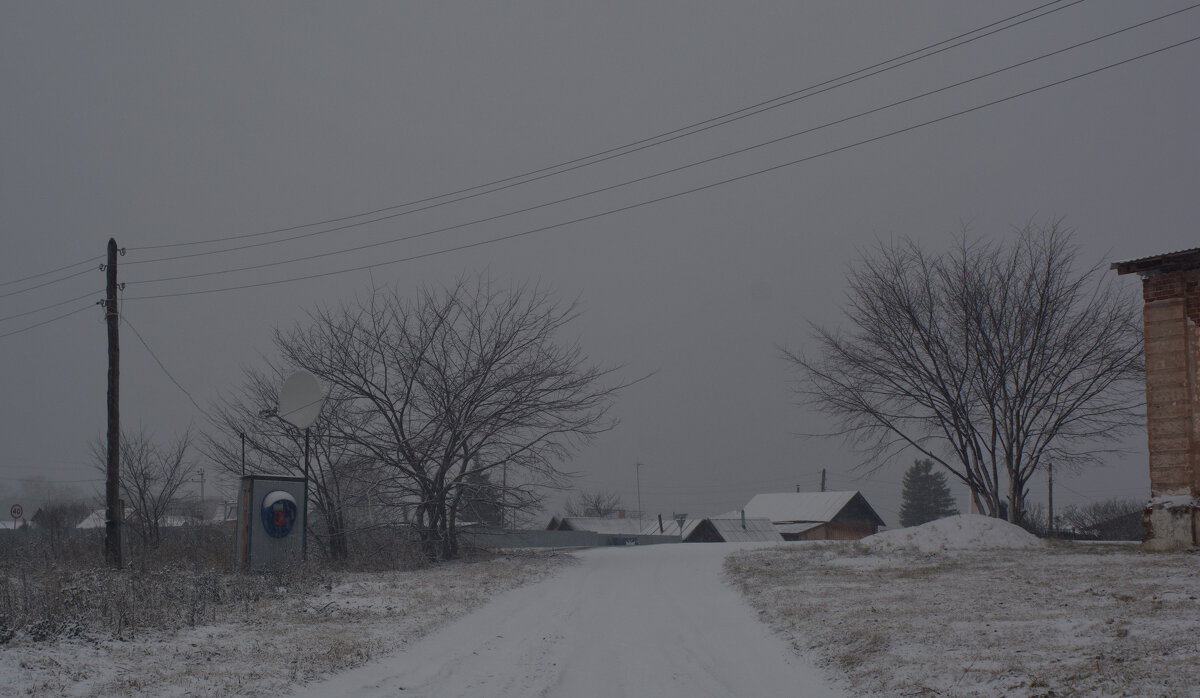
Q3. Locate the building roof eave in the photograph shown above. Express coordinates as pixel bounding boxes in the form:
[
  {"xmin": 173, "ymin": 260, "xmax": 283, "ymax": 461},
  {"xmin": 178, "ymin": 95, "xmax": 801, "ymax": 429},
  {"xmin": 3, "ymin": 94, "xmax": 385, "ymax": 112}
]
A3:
[{"xmin": 1112, "ymin": 248, "xmax": 1200, "ymax": 276}]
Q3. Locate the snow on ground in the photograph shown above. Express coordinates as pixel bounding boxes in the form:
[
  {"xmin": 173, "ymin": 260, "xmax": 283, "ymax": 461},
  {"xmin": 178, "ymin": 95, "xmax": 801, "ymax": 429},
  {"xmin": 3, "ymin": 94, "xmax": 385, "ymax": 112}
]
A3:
[
  {"xmin": 290, "ymin": 543, "xmax": 841, "ymax": 698},
  {"xmin": 860, "ymin": 513, "xmax": 1043, "ymax": 554},
  {"xmin": 7, "ymin": 522, "xmax": 1197, "ymax": 697},
  {"xmin": 727, "ymin": 531, "xmax": 1200, "ymax": 697},
  {"xmin": 0, "ymin": 552, "xmax": 569, "ymax": 697}
]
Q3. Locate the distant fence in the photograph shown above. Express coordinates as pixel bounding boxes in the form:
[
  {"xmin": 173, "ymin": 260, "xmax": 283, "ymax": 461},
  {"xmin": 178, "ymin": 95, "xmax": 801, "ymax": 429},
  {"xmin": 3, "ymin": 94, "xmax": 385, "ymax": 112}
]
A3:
[{"xmin": 462, "ymin": 528, "xmax": 681, "ymax": 549}]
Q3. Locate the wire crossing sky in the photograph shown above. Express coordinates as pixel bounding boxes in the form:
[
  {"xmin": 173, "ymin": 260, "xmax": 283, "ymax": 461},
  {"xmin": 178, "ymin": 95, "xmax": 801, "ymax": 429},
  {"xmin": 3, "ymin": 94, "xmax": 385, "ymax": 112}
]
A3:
[{"xmin": 1, "ymin": 1, "xmax": 1196, "ymax": 520}]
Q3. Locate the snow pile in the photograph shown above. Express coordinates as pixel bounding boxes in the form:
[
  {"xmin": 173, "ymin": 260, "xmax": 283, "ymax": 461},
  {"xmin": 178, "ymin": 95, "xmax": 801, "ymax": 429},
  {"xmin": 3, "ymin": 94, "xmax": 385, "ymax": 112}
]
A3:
[{"xmin": 860, "ymin": 514, "xmax": 1042, "ymax": 553}]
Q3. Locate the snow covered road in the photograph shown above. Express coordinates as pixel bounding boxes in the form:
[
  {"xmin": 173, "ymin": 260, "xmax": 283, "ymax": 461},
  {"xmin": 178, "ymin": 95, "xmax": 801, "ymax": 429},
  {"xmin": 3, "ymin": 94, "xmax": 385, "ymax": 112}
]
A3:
[{"xmin": 290, "ymin": 543, "xmax": 840, "ymax": 698}]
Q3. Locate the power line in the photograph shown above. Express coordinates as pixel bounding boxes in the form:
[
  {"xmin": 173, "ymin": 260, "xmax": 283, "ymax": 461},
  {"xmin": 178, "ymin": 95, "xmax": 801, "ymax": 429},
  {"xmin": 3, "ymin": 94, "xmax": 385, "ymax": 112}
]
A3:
[
  {"xmin": 0, "ymin": 266, "xmax": 97, "ymax": 300},
  {"xmin": 0, "ymin": 289, "xmax": 103, "ymax": 324},
  {"xmin": 0, "ymin": 255, "xmax": 104, "ymax": 289},
  {"xmin": 120, "ymin": 34, "xmax": 1200, "ymax": 302},
  {"xmin": 123, "ymin": 5, "xmax": 1194, "ymax": 289},
  {"xmin": 0, "ymin": 304, "xmax": 94, "ymax": 341},
  {"xmin": 125, "ymin": 0, "xmax": 1085, "ymax": 258},
  {"xmin": 123, "ymin": 4, "xmax": 1196, "ymax": 290},
  {"xmin": 121, "ymin": 312, "xmax": 207, "ymax": 415}
]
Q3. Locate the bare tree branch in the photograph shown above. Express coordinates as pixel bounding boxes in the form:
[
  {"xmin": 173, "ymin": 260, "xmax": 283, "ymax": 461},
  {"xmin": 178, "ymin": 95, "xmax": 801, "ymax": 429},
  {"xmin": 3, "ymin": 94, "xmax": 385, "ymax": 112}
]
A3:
[{"xmin": 785, "ymin": 221, "xmax": 1143, "ymax": 522}]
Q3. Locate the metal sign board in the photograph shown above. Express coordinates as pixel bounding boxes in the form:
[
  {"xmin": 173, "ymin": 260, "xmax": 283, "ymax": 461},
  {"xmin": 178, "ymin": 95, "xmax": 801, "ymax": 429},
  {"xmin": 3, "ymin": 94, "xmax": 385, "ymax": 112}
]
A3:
[
  {"xmin": 10, "ymin": 504, "xmax": 22, "ymax": 520},
  {"xmin": 236, "ymin": 476, "xmax": 306, "ymax": 572}
]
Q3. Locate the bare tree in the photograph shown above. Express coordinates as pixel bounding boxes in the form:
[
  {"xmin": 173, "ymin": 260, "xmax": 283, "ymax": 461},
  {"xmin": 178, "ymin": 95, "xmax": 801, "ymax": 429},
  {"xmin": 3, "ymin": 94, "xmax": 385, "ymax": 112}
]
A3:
[
  {"xmin": 563, "ymin": 491, "xmax": 624, "ymax": 518},
  {"xmin": 277, "ymin": 277, "xmax": 619, "ymax": 560},
  {"xmin": 204, "ymin": 365, "xmax": 382, "ymax": 563},
  {"xmin": 91, "ymin": 429, "xmax": 195, "ymax": 546},
  {"xmin": 785, "ymin": 222, "xmax": 1143, "ymax": 523}
]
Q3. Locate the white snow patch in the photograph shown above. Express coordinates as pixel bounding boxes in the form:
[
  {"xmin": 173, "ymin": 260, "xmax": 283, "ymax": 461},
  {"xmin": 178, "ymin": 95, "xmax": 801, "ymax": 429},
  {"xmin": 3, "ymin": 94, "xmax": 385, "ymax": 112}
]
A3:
[
  {"xmin": 0, "ymin": 553, "xmax": 570, "ymax": 697},
  {"xmin": 859, "ymin": 514, "xmax": 1042, "ymax": 553},
  {"xmin": 1148, "ymin": 494, "xmax": 1196, "ymax": 507}
]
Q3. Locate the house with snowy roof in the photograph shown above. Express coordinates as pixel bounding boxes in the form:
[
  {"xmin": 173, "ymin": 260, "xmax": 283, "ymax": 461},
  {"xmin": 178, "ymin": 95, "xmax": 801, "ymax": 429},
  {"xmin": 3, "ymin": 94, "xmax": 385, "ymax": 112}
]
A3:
[
  {"xmin": 682, "ymin": 515, "xmax": 783, "ymax": 543},
  {"xmin": 743, "ymin": 491, "xmax": 885, "ymax": 541},
  {"xmin": 639, "ymin": 518, "xmax": 693, "ymax": 537},
  {"xmin": 634, "ymin": 514, "xmax": 782, "ymax": 543}
]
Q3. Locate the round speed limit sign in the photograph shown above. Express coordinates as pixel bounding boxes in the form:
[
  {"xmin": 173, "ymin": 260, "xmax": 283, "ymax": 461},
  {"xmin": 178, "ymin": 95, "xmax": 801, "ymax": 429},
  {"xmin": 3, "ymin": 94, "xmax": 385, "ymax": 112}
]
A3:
[{"xmin": 10, "ymin": 504, "xmax": 23, "ymax": 520}]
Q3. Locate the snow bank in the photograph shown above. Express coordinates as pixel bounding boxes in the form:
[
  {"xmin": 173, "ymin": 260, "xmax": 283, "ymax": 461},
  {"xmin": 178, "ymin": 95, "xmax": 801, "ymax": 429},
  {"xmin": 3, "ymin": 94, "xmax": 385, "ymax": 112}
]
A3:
[{"xmin": 860, "ymin": 514, "xmax": 1042, "ymax": 553}]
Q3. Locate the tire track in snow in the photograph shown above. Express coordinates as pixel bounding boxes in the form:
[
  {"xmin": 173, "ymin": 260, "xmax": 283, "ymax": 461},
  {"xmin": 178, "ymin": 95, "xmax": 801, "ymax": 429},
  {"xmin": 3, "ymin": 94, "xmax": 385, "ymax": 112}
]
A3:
[{"xmin": 289, "ymin": 543, "xmax": 841, "ymax": 697}]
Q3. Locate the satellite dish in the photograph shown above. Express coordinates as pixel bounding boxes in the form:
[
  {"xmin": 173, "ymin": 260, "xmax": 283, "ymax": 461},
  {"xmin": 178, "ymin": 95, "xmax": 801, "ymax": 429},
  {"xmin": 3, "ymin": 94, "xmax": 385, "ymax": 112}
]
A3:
[{"xmin": 277, "ymin": 370, "xmax": 324, "ymax": 429}]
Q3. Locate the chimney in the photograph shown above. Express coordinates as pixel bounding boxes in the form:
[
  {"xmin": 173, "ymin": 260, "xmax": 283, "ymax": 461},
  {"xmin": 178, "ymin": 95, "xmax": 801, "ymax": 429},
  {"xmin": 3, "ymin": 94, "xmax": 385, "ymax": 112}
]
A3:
[{"xmin": 741, "ymin": 509, "xmax": 746, "ymax": 529}]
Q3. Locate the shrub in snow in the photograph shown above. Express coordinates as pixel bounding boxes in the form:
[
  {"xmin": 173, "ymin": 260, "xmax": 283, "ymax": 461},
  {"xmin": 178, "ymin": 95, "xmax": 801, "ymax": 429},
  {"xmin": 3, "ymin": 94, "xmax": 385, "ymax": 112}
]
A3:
[{"xmin": 860, "ymin": 514, "xmax": 1042, "ymax": 554}]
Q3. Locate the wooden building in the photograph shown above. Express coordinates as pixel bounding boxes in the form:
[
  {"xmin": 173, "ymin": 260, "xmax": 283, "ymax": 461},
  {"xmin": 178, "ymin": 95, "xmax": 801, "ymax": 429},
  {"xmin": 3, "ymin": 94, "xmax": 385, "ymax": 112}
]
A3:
[{"xmin": 743, "ymin": 491, "xmax": 885, "ymax": 541}]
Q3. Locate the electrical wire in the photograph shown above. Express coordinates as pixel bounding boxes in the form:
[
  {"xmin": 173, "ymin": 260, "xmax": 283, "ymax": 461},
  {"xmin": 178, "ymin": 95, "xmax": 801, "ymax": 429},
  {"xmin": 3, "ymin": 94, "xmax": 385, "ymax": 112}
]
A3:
[
  {"xmin": 0, "ymin": 266, "xmax": 97, "ymax": 300},
  {"xmin": 126, "ymin": 0, "xmax": 1086, "ymax": 257},
  {"xmin": 0, "ymin": 289, "xmax": 104, "ymax": 324},
  {"xmin": 123, "ymin": 3, "xmax": 1196, "ymax": 288},
  {"xmin": 0, "ymin": 255, "xmax": 104, "ymax": 290},
  {"xmin": 0, "ymin": 304, "xmax": 94, "ymax": 340},
  {"xmin": 121, "ymin": 312, "xmax": 208, "ymax": 415},
  {"xmin": 120, "ymin": 33, "xmax": 1200, "ymax": 302},
  {"xmin": 124, "ymin": 5, "xmax": 1195, "ymax": 288}
]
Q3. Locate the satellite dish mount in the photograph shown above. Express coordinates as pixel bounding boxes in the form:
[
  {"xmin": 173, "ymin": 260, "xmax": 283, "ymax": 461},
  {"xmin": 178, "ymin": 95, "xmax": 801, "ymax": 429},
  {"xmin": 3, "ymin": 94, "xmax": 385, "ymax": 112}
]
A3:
[{"xmin": 274, "ymin": 370, "xmax": 326, "ymax": 561}]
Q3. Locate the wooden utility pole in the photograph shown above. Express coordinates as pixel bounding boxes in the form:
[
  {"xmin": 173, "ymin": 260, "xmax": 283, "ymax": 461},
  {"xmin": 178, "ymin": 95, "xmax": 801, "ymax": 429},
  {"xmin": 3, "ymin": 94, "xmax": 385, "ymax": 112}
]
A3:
[
  {"xmin": 1047, "ymin": 461, "xmax": 1054, "ymax": 537},
  {"xmin": 104, "ymin": 238, "xmax": 121, "ymax": 568}
]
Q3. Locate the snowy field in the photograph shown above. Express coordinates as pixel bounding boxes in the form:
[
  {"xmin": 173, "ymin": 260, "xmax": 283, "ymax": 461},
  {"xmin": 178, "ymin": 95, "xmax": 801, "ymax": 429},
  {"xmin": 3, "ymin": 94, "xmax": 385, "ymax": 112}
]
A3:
[
  {"xmin": 0, "ymin": 551, "xmax": 570, "ymax": 697},
  {"xmin": 727, "ymin": 516, "xmax": 1200, "ymax": 697},
  {"xmin": 5, "ymin": 519, "xmax": 1199, "ymax": 697}
]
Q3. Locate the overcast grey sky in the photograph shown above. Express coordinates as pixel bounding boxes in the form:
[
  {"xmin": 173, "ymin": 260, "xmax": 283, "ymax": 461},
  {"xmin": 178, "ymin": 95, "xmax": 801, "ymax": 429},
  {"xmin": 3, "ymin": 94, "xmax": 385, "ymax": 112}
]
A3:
[{"xmin": 2, "ymin": 1, "xmax": 1197, "ymax": 523}]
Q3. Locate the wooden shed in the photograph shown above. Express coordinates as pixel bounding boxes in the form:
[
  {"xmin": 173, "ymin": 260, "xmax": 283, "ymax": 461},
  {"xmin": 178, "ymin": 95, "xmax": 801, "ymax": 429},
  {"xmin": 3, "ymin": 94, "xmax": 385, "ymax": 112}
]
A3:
[{"xmin": 743, "ymin": 491, "xmax": 885, "ymax": 541}]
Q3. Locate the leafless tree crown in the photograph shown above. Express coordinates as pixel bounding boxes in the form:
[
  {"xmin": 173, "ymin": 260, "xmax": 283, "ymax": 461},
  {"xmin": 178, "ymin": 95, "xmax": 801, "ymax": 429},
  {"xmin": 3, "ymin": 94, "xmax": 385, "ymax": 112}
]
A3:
[
  {"xmin": 91, "ymin": 428, "xmax": 195, "ymax": 545},
  {"xmin": 563, "ymin": 490, "xmax": 624, "ymax": 518},
  {"xmin": 785, "ymin": 221, "xmax": 1143, "ymax": 522},
  {"xmin": 211, "ymin": 277, "xmax": 619, "ymax": 561}
]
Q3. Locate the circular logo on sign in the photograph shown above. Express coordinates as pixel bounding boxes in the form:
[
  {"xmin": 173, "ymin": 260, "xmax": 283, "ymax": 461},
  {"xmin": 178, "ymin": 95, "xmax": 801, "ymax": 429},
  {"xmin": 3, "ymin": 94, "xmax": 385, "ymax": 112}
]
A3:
[
  {"xmin": 10, "ymin": 504, "xmax": 22, "ymax": 520},
  {"xmin": 260, "ymin": 490, "xmax": 298, "ymax": 539}
]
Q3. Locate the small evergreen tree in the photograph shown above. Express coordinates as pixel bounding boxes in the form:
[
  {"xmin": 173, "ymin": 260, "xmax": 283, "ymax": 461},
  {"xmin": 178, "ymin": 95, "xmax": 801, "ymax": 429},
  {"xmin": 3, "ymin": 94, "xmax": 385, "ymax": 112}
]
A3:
[{"xmin": 899, "ymin": 458, "xmax": 959, "ymax": 527}]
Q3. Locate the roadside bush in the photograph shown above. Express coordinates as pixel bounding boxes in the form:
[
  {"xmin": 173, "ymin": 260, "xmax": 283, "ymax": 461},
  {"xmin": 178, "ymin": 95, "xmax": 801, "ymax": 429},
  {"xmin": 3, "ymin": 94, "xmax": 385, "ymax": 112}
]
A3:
[
  {"xmin": 0, "ymin": 523, "xmax": 430, "ymax": 643},
  {"xmin": 338, "ymin": 523, "xmax": 428, "ymax": 571}
]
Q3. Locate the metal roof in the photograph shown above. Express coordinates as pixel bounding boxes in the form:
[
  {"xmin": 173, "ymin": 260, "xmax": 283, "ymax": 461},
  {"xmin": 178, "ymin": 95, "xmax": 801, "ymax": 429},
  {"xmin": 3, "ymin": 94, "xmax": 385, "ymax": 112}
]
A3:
[
  {"xmin": 705, "ymin": 517, "xmax": 784, "ymax": 543},
  {"xmin": 1112, "ymin": 247, "xmax": 1200, "ymax": 275},
  {"xmin": 639, "ymin": 518, "xmax": 699, "ymax": 536},
  {"xmin": 743, "ymin": 491, "xmax": 860, "ymax": 524}
]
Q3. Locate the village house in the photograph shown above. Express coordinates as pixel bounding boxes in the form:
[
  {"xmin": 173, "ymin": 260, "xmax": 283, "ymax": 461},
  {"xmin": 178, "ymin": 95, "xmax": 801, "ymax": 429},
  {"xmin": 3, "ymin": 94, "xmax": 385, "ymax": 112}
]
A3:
[{"xmin": 743, "ymin": 491, "xmax": 885, "ymax": 541}]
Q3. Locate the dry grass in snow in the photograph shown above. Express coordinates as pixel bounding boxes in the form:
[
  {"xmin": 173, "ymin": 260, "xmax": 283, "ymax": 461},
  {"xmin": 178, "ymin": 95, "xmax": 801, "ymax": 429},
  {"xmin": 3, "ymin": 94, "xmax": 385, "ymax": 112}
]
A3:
[
  {"xmin": 727, "ymin": 538, "xmax": 1200, "ymax": 697},
  {"xmin": 0, "ymin": 550, "xmax": 571, "ymax": 697}
]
